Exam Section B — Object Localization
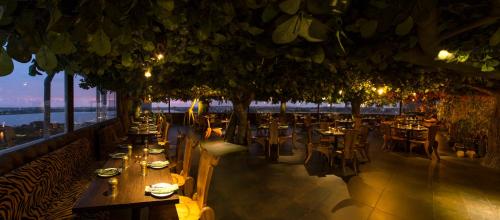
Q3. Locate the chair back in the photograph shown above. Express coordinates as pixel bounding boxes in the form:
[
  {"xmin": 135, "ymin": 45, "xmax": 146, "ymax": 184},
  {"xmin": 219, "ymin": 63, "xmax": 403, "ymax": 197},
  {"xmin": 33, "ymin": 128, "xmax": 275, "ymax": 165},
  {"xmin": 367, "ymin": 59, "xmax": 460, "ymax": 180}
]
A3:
[
  {"xmin": 269, "ymin": 120, "xmax": 279, "ymax": 145},
  {"xmin": 180, "ymin": 136, "xmax": 198, "ymax": 178},
  {"xmin": 162, "ymin": 122, "xmax": 171, "ymax": 142},
  {"xmin": 343, "ymin": 129, "xmax": 358, "ymax": 159},
  {"xmin": 195, "ymin": 148, "xmax": 220, "ymax": 208},
  {"xmin": 390, "ymin": 127, "xmax": 405, "ymax": 138},
  {"xmin": 359, "ymin": 126, "xmax": 369, "ymax": 143},
  {"xmin": 320, "ymin": 122, "xmax": 329, "ymax": 130}
]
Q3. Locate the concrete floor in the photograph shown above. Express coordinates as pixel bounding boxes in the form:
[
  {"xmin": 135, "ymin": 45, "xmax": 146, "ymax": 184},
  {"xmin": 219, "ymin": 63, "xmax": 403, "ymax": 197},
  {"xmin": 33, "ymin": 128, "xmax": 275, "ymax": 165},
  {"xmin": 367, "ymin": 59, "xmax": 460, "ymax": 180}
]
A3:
[{"xmin": 193, "ymin": 129, "xmax": 500, "ymax": 220}]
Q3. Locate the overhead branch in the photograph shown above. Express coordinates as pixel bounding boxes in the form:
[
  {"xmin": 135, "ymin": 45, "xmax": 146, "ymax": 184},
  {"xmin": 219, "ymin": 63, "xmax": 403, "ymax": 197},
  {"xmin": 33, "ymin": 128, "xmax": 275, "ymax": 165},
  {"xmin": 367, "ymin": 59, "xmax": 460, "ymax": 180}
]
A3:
[
  {"xmin": 439, "ymin": 16, "xmax": 500, "ymax": 42},
  {"xmin": 397, "ymin": 48, "xmax": 500, "ymax": 80},
  {"xmin": 463, "ymin": 85, "xmax": 495, "ymax": 96}
]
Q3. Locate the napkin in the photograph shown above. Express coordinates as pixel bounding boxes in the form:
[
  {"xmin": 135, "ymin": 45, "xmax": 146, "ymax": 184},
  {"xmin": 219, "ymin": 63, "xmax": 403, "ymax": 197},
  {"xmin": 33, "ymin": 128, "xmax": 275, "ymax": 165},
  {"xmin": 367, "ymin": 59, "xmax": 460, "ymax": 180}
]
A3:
[{"xmin": 145, "ymin": 183, "xmax": 179, "ymax": 194}]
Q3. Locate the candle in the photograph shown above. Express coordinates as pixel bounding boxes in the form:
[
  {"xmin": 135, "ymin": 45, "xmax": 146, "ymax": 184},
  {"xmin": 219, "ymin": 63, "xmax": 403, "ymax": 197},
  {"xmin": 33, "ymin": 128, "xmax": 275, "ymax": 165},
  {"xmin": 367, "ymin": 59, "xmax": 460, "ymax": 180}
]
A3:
[{"xmin": 143, "ymin": 147, "xmax": 149, "ymax": 159}]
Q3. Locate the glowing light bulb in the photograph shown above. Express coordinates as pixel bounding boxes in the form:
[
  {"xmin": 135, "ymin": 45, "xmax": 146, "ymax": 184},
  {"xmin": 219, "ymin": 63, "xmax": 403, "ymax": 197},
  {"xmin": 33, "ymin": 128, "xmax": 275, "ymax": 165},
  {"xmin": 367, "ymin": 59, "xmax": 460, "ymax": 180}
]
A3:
[
  {"xmin": 412, "ymin": 92, "xmax": 417, "ymax": 97},
  {"xmin": 156, "ymin": 53, "xmax": 164, "ymax": 60},
  {"xmin": 377, "ymin": 87, "xmax": 385, "ymax": 95},
  {"xmin": 339, "ymin": 90, "xmax": 343, "ymax": 95},
  {"xmin": 437, "ymin": 50, "xmax": 454, "ymax": 60},
  {"xmin": 144, "ymin": 69, "xmax": 152, "ymax": 78}
]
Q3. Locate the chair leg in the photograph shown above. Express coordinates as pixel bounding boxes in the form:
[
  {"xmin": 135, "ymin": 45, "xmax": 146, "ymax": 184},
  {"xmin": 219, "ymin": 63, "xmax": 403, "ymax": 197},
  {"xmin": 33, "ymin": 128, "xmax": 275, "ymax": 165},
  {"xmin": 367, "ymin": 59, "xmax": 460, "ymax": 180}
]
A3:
[{"xmin": 424, "ymin": 142, "xmax": 431, "ymax": 159}]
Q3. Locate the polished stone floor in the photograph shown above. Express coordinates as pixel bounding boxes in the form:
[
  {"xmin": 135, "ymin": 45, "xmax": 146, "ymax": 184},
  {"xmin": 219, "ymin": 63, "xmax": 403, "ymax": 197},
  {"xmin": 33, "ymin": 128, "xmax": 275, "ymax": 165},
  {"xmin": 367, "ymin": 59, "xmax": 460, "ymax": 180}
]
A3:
[{"xmin": 188, "ymin": 128, "xmax": 500, "ymax": 220}]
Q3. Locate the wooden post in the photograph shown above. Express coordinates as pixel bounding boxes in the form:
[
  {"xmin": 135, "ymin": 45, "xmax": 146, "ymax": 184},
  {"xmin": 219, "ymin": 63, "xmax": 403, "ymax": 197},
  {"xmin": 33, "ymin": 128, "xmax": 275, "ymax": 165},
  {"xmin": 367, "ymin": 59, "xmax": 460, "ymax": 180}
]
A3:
[{"xmin": 65, "ymin": 72, "xmax": 74, "ymax": 133}]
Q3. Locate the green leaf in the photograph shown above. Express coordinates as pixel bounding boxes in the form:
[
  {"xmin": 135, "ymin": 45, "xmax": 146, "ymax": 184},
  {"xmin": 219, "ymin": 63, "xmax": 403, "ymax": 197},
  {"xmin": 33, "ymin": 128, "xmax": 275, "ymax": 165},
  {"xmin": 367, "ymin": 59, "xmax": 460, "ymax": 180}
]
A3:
[
  {"xmin": 158, "ymin": 0, "xmax": 174, "ymax": 11},
  {"xmin": 7, "ymin": 36, "xmax": 32, "ymax": 63},
  {"xmin": 48, "ymin": 32, "xmax": 76, "ymax": 55},
  {"xmin": 0, "ymin": 47, "xmax": 13, "ymax": 76},
  {"xmin": 360, "ymin": 19, "xmax": 378, "ymax": 38},
  {"xmin": 489, "ymin": 27, "xmax": 500, "ymax": 46},
  {"xmin": 311, "ymin": 46, "xmax": 325, "ymax": 64},
  {"xmin": 36, "ymin": 46, "xmax": 58, "ymax": 71},
  {"xmin": 481, "ymin": 64, "xmax": 494, "ymax": 72},
  {"xmin": 272, "ymin": 15, "xmax": 300, "ymax": 44},
  {"xmin": 279, "ymin": 0, "xmax": 301, "ymax": 15},
  {"xmin": 246, "ymin": 26, "xmax": 264, "ymax": 36},
  {"xmin": 88, "ymin": 28, "xmax": 111, "ymax": 56},
  {"xmin": 121, "ymin": 53, "xmax": 133, "ymax": 67},
  {"xmin": 143, "ymin": 41, "xmax": 155, "ymax": 51},
  {"xmin": 262, "ymin": 5, "xmax": 279, "ymax": 22},
  {"xmin": 298, "ymin": 17, "xmax": 324, "ymax": 42},
  {"xmin": 369, "ymin": 0, "xmax": 388, "ymax": 9},
  {"xmin": 306, "ymin": 0, "xmax": 329, "ymax": 14},
  {"xmin": 395, "ymin": 16, "xmax": 413, "ymax": 36},
  {"xmin": 46, "ymin": 8, "xmax": 62, "ymax": 31},
  {"xmin": 308, "ymin": 18, "xmax": 329, "ymax": 40}
]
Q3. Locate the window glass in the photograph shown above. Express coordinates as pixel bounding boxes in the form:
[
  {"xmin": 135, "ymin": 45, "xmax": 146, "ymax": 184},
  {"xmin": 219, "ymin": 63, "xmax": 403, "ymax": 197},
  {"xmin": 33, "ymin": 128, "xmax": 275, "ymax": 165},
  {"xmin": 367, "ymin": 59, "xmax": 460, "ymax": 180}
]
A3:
[
  {"xmin": 73, "ymin": 75, "xmax": 97, "ymax": 129},
  {"xmin": 50, "ymin": 73, "xmax": 65, "ymax": 135},
  {"xmin": 0, "ymin": 61, "xmax": 44, "ymax": 149},
  {"xmin": 106, "ymin": 91, "xmax": 117, "ymax": 119}
]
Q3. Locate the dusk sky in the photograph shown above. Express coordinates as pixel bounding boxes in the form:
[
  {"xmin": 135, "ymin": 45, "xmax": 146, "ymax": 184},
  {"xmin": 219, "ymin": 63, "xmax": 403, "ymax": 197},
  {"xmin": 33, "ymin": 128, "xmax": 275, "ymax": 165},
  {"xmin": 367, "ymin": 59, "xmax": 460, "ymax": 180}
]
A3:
[{"xmin": 0, "ymin": 61, "xmax": 113, "ymax": 108}]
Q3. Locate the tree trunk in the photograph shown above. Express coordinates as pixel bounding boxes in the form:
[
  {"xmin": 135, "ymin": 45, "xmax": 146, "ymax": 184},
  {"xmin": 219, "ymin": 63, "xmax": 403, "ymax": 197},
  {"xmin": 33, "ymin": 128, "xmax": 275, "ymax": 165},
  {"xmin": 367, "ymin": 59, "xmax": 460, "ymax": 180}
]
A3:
[
  {"xmin": 226, "ymin": 92, "xmax": 253, "ymax": 145},
  {"xmin": 280, "ymin": 99, "xmax": 287, "ymax": 124},
  {"xmin": 118, "ymin": 93, "xmax": 132, "ymax": 130},
  {"xmin": 351, "ymin": 97, "xmax": 362, "ymax": 129},
  {"xmin": 43, "ymin": 73, "xmax": 55, "ymax": 138},
  {"xmin": 482, "ymin": 92, "xmax": 500, "ymax": 169}
]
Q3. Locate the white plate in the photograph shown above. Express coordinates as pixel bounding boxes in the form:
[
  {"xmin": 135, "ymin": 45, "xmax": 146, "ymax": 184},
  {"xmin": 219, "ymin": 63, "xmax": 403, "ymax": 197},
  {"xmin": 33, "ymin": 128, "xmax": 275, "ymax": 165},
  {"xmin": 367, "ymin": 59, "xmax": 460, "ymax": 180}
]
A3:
[
  {"xmin": 149, "ymin": 183, "xmax": 177, "ymax": 198},
  {"xmin": 149, "ymin": 148, "xmax": 164, "ymax": 154},
  {"xmin": 96, "ymin": 168, "xmax": 121, "ymax": 177},
  {"xmin": 148, "ymin": 160, "xmax": 169, "ymax": 169},
  {"xmin": 109, "ymin": 152, "xmax": 127, "ymax": 159}
]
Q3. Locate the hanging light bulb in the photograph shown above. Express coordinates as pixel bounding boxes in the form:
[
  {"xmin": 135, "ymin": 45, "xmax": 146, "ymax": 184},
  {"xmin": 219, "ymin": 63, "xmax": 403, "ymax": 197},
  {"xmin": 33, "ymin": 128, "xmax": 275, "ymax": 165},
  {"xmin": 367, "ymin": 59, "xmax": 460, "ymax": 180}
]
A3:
[
  {"xmin": 144, "ymin": 69, "xmax": 152, "ymax": 78},
  {"xmin": 339, "ymin": 90, "xmax": 343, "ymax": 95},
  {"xmin": 437, "ymin": 50, "xmax": 454, "ymax": 60},
  {"xmin": 156, "ymin": 53, "xmax": 164, "ymax": 60},
  {"xmin": 377, "ymin": 87, "xmax": 385, "ymax": 95}
]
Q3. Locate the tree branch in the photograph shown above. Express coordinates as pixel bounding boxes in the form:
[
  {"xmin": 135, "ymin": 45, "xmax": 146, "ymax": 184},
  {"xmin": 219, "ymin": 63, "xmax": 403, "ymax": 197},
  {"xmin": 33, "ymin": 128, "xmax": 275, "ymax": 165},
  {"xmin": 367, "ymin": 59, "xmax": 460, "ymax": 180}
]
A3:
[
  {"xmin": 397, "ymin": 48, "xmax": 500, "ymax": 80},
  {"xmin": 463, "ymin": 85, "xmax": 495, "ymax": 96},
  {"xmin": 439, "ymin": 16, "xmax": 500, "ymax": 42}
]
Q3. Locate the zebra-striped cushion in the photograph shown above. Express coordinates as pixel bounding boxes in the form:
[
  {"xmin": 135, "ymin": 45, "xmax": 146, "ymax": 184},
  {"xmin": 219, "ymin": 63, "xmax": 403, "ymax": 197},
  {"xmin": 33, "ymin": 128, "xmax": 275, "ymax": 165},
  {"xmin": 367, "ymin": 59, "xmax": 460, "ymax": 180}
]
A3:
[{"xmin": 0, "ymin": 138, "xmax": 93, "ymax": 220}]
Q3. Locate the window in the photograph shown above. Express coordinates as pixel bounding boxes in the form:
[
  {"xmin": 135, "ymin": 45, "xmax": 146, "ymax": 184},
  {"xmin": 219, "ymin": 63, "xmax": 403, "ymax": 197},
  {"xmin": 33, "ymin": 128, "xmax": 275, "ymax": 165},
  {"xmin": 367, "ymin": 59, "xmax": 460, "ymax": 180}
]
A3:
[
  {"xmin": 50, "ymin": 73, "xmax": 66, "ymax": 135},
  {"xmin": 73, "ymin": 74, "xmax": 97, "ymax": 129},
  {"xmin": 0, "ymin": 60, "xmax": 50, "ymax": 149},
  {"xmin": 96, "ymin": 90, "xmax": 116, "ymax": 122}
]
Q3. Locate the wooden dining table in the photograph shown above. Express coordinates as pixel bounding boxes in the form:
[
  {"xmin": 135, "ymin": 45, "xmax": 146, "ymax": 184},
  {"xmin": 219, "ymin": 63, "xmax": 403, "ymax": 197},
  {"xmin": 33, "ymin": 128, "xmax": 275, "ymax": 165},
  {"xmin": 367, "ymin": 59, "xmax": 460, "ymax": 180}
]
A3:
[
  {"xmin": 315, "ymin": 128, "xmax": 345, "ymax": 149},
  {"xmin": 391, "ymin": 125, "xmax": 428, "ymax": 150},
  {"xmin": 73, "ymin": 144, "xmax": 179, "ymax": 219}
]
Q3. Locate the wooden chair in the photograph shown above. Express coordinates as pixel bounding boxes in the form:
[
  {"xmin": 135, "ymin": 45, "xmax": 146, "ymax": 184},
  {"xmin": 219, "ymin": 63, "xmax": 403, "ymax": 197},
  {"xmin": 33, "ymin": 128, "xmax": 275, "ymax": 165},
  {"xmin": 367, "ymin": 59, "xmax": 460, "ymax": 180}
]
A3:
[
  {"xmin": 354, "ymin": 126, "xmax": 370, "ymax": 162},
  {"xmin": 380, "ymin": 122, "xmax": 392, "ymax": 151},
  {"xmin": 268, "ymin": 119, "xmax": 280, "ymax": 161},
  {"xmin": 150, "ymin": 148, "xmax": 220, "ymax": 220},
  {"xmin": 158, "ymin": 122, "xmax": 171, "ymax": 146},
  {"xmin": 333, "ymin": 129, "xmax": 359, "ymax": 175},
  {"xmin": 390, "ymin": 127, "xmax": 407, "ymax": 151},
  {"xmin": 204, "ymin": 116, "xmax": 223, "ymax": 139},
  {"xmin": 305, "ymin": 126, "xmax": 332, "ymax": 165},
  {"xmin": 171, "ymin": 136, "xmax": 198, "ymax": 197},
  {"xmin": 174, "ymin": 148, "xmax": 219, "ymax": 220},
  {"xmin": 410, "ymin": 125, "xmax": 438, "ymax": 159}
]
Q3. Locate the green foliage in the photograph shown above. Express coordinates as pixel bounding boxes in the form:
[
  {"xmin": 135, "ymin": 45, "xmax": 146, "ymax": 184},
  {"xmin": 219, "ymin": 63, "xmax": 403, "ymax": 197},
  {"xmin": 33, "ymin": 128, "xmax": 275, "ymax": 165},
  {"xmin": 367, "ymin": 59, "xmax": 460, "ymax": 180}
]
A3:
[
  {"xmin": 490, "ymin": 27, "xmax": 500, "ymax": 46},
  {"xmin": 395, "ymin": 16, "xmax": 413, "ymax": 36},
  {"xmin": 35, "ymin": 46, "xmax": 57, "ymax": 72},
  {"xmin": 359, "ymin": 19, "xmax": 378, "ymax": 38},
  {"xmin": 88, "ymin": 28, "xmax": 111, "ymax": 56},
  {"xmin": 0, "ymin": 47, "xmax": 13, "ymax": 76},
  {"xmin": 279, "ymin": 0, "xmax": 301, "ymax": 15},
  {"xmin": 272, "ymin": 15, "xmax": 300, "ymax": 44}
]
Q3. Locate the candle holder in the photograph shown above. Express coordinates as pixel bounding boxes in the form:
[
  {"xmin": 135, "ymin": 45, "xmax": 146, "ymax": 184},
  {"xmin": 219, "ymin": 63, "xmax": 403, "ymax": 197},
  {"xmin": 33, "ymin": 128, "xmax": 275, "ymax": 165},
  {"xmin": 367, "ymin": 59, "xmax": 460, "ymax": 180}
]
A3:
[
  {"xmin": 122, "ymin": 156, "xmax": 129, "ymax": 169},
  {"xmin": 140, "ymin": 160, "xmax": 147, "ymax": 176},
  {"xmin": 143, "ymin": 147, "xmax": 149, "ymax": 159},
  {"xmin": 108, "ymin": 177, "xmax": 118, "ymax": 196}
]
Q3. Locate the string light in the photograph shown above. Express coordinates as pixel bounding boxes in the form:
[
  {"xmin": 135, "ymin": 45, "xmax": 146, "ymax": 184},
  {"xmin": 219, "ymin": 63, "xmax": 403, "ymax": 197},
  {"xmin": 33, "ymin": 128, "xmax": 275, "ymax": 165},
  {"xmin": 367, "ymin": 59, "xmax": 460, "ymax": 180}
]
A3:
[
  {"xmin": 377, "ymin": 87, "xmax": 385, "ymax": 95},
  {"xmin": 339, "ymin": 90, "xmax": 343, "ymax": 95}
]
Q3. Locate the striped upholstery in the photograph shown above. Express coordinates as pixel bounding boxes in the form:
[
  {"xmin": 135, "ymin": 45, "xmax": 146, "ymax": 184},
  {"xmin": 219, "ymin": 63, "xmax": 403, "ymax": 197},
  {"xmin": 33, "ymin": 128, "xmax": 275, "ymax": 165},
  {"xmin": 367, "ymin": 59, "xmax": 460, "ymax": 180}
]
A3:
[{"xmin": 0, "ymin": 138, "xmax": 93, "ymax": 220}]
